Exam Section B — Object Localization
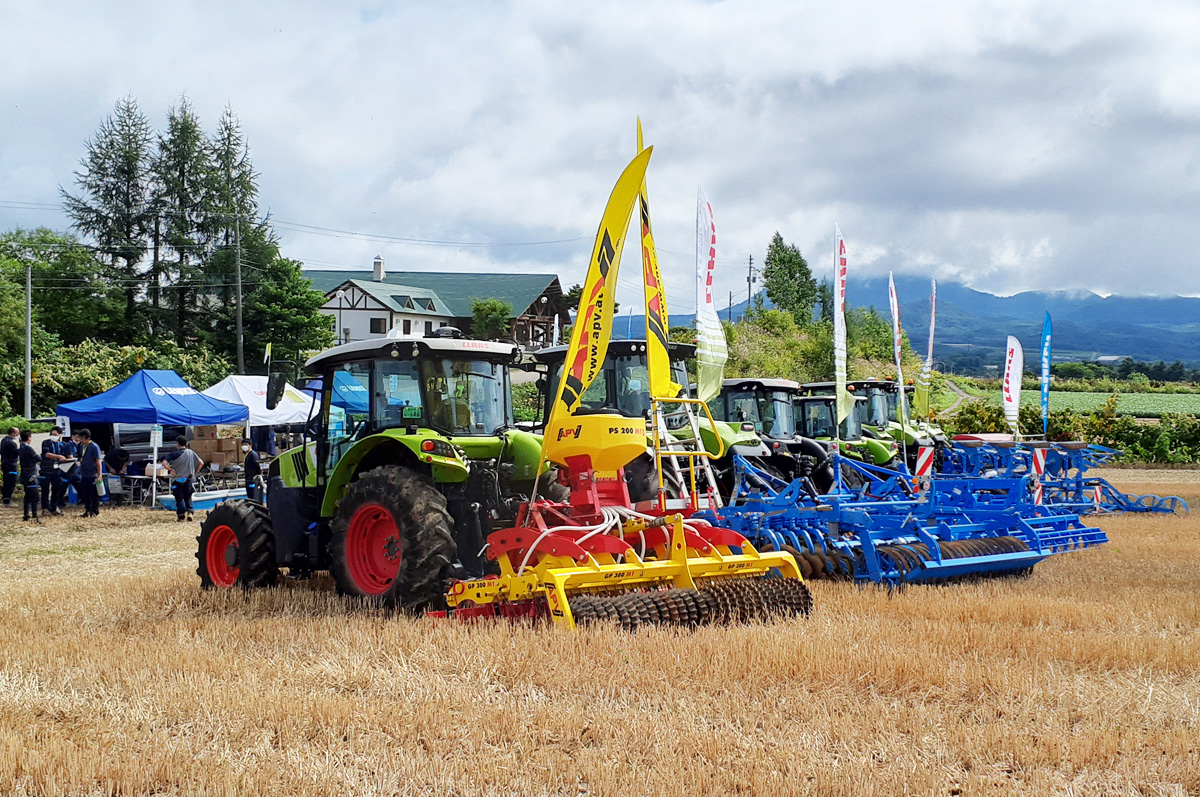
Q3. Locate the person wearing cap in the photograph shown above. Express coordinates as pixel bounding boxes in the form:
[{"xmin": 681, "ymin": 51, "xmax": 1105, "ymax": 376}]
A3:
[
  {"xmin": 241, "ymin": 439, "xmax": 262, "ymax": 501},
  {"xmin": 161, "ymin": 435, "xmax": 203, "ymax": 522},
  {"xmin": 1, "ymin": 426, "xmax": 18, "ymax": 506}
]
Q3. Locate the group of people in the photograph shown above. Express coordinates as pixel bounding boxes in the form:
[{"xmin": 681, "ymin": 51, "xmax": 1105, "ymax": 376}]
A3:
[
  {"xmin": 1, "ymin": 426, "xmax": 104, "ymax": 522},
  {"xmin": 2, "ymin": 427, "xmax": 263, "ymax": 523}
]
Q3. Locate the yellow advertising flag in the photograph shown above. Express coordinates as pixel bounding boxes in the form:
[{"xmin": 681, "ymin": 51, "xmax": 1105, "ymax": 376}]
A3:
[
  {"xmin": 636, "ymin": 119, "xmax": 682, "ymax": 400},
  {"xmin": 546, "ymin": 146, "xmax": 654, "ymax": 433}
]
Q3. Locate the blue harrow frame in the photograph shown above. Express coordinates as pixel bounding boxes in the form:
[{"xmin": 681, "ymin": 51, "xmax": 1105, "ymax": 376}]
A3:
[{"xmin": 702, "ymin": 453, "xmax": 1107, "ymax": 586}]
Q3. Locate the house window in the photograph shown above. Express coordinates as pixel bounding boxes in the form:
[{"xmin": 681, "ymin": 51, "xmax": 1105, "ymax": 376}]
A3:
[
  {"xmin": 402, "ymin": 319, "xmax": 411, "ymax": 335},
  {"xmin": 424, "ymin": 321, "xmax": 433, "ymax": 336},
  {"xmin": 439, "ymin": 321, "xmax": 449, "ymax": 328},
  {"xmin": 370, "ymin": 318, "xmax": 387, "ymax": 335}
]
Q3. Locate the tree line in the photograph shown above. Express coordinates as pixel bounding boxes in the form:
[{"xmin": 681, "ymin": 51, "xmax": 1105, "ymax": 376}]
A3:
[{"xmin": 0, "ymin": 96, "xmax": 334, "ymax": 416}]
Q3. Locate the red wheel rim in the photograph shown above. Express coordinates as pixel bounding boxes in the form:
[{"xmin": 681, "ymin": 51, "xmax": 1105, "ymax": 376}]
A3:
[
  {"xmin": 206, "ymin": 524, "xmax": 240, "ymax": 588},
  {"xmin": 345, "ymin": 503, "xmax": 402, "ymax": 595}
]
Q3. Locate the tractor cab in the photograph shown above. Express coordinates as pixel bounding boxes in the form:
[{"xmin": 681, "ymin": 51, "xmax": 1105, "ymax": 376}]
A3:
[
  {"xmin": 528, "ymin": 340, "xmax": 693, "ymax": 429},
  {"xmin": 794, "ymin": 386, "xmax": 900, "ymax": 469},
  {"xmin": 712, "ymin": 378, "xmax": 832, "ymax": 484}
]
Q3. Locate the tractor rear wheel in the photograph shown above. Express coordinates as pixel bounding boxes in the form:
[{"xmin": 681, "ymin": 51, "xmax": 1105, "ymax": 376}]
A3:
[
  {"xmin": 196, "ymin": 500, "xmax": 278, "ymax": 589},
  {"xmin": 330, "ymin": 466, "xmax": 457, "ymax": 610}
]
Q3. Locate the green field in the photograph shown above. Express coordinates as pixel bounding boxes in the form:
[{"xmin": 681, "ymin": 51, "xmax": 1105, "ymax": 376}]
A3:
[{"xmin": 1021, "ymin": 391, "xmax": 1200, "ymax": 417}]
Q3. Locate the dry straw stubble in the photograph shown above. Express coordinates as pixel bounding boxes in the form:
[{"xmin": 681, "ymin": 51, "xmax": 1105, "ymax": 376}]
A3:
[{"xmin": 0, "ymin": 475, "xmax": 1198, "ymax": 796}]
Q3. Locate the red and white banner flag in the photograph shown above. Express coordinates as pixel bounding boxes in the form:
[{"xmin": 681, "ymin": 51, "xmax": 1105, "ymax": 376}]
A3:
[
  {"xmin": 833, "ymin": 225, "xmax": 852, "ymax": 422},
  {"xmin": 1002, "ymin": 335, "xmax": 1024, "ymax": 436},
  {"xmin": 887, "ymin": 272, "xmax": 908, "ymax": 425},
  {"xmin": 695, "ymin": 186, "xmax": 726, "ymax": 404}
]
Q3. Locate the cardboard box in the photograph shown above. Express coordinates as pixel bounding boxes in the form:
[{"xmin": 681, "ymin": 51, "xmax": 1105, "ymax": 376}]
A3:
[
  {"xmin": 193, "ymin": 425, "xmax": 219, "ymax": 440},
  {"xmin": 218, "ymin": 438, "xmax": 240, "ymax": 453},
  {"xmin": 191, "ymin": 440, "xmax": 219, "ymax": 457}
]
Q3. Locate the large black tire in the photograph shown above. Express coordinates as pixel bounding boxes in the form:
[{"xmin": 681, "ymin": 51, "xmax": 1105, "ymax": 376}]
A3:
[
  {"xmin": 196, "ymin": 500, "xmax": 278, "ymax": 589},
  {"xmin": 329, "ymin": 466, "xmax": 457, "ymax": 610}
]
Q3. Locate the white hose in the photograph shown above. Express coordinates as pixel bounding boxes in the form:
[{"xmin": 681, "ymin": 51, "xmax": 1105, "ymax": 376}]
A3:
[{"xmin": 515, "ymin": 516, "xmax": 615, "ymax": 577}]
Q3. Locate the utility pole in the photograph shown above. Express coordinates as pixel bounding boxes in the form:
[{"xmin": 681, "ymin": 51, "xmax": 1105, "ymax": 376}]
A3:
[
  {"xmin": 235, "ymin": 215, "xmax": 244, "ymax": 373},
  {"xmin": 24, "ymin": 262, "xmax": 31, "ymax": 419},
  {"xmin": 746, "ymin": 255, "xmax": 754, "ymax": 309},
  {"xmin": 728, "ymin": 290, "xmax": 733, "ymax": 323}
]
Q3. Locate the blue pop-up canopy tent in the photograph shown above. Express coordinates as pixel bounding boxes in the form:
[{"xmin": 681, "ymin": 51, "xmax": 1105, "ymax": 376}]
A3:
[
  {"xmin": 301, "ymin": 371, "xmax": 370, "ymax": 413},
  {"xmin": 57, "ymin": 370, "xmax": 249, "ymax": 426}
]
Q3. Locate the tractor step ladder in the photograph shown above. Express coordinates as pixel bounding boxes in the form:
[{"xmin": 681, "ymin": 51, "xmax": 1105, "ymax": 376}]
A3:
[{"xmin": 650, "ymin": 398, "xmax": 722, "ymax": 513}]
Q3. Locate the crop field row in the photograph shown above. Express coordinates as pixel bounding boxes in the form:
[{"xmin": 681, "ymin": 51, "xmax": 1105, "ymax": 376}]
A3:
[{"xmin": 1022, "ymin": 391, "xmax": 1200, "ymax": 417}]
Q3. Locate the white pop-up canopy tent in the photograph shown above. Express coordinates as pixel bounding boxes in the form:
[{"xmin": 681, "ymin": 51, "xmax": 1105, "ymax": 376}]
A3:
[{"xmin": 201, "ymin": 375, "xmax": 317, "ymax": 427}]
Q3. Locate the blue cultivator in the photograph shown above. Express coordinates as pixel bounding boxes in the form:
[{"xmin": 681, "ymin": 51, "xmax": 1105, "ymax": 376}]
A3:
[
  {"xmin": 942, "ymin": 439, "xmax": 1189, "ymax": 516},
  {"xmin": 702, "ymin": 454, "xmax": 1106, "ymax": 586}
]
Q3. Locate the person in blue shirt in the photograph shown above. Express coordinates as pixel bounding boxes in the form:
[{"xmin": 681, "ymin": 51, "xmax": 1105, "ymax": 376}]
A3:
[
  {"xmin": 40, "ymin": 426, "xmax": 70, "ymax": 516},
  {"xmin": 18, "ymin": 430, "xmax": 41, "ymax": 522},
  {"xmin": 76, "ymin": 428, "xmax": 102, "ymax": 518}
]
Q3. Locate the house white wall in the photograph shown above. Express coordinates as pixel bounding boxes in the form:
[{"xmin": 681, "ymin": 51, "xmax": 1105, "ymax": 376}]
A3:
[{"xmin": 320, "ymin": 284, "xmax": 453, "ymax": 343}]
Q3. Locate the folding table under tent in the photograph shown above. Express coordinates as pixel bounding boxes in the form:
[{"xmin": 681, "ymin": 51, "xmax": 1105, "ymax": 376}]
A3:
[{"xmin": 57, "ymin": 369, "xmax": 250, "ymax": 507}]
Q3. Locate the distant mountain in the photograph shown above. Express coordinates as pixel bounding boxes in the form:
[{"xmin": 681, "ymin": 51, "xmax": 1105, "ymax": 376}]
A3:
[{"xmin": 612, "ymin": 276, "xmax": 1200, "ymax": 373}]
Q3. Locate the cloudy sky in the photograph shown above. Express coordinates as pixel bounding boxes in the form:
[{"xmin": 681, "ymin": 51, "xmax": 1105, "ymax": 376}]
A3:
[{"xmin": 3, "ymin": 1, "xmax": 1199, "ymax": 312}]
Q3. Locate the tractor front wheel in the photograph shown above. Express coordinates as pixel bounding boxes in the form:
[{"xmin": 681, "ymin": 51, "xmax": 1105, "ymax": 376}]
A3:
[
  {"xmin": 196, "ymin": 500, "xmax": 278, "ymax": 589},
  {"xmin": 330, "ymin": 466, "xmax": 457, "ymax": 610}
]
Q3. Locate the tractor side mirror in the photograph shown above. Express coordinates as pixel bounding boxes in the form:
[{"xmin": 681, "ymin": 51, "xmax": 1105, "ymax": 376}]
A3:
[{"xmin": 266, "ymin": 362, "xmax": 295, "ymax": 410}]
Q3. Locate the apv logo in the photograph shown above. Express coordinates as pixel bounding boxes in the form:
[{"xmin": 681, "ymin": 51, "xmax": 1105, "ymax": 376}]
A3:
[{"xmin": 556, "ymin": 424, "xmax": 584, "ymax": 442}]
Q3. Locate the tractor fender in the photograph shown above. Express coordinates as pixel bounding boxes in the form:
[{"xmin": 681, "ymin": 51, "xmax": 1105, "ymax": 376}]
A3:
[
  {"xmin": 321, "ymin": 431, "xmax": 469, "ymax": 517},
  {"xmin": 502, "ymin": 428, "xmax": 549, "ymax": 481}
]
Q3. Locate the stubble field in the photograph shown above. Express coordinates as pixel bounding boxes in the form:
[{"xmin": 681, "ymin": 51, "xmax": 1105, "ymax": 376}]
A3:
[{"xmin": 1, "ymin": 472, "xmax": 1198, "ymax": 796}]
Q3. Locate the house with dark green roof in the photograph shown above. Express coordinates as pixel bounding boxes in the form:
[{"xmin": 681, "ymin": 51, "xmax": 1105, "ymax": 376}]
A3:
[{"xmin": 310, "ymin": 259, "xmax": 568, "ymax": 348}]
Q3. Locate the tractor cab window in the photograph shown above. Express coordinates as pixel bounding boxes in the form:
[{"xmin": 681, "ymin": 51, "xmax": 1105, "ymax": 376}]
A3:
[
  {"xmin": 372, "ymin": 360, "xmax": 423, "ymax": 429},
  {"xmin": 866, "ymin": 389, "xmax": 890, "ymax": 427},
  {"xmin": 725, "ymin": 390, "xmax": 762, "ymax": 432},
  {"xmin": 762, "ymin": 390, "xmax": 796, "ymax": 440},
  {"xmin": 421, "ymin": 358, "xmax": 511, "ymax": 436},
  {"xmin": 327, "ymin": 361, "xmax": 371, "ymax": 471},
  {"xmin": 547, "ymin": 353, "xmax": 654, "ymax": 420},
  {"xmin": 797, "ymin": 400, "xmax": 836, "ymax": 439},
  {"xmin": 840, "ymin": 401, "xmax": 863, "ymax": 440},
  {"xmin": 885, "ymin": 391, "xmax": 904, "ymax": 424}
]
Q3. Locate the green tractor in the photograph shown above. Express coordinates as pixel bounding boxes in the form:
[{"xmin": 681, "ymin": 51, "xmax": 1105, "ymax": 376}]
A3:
[
  {"xmin": 793, "ymin": 391, "xmax": 901, "ymax": 478},
  {"xmin": 709, "ymin": 378, "xmax": 832, "ymax": 485},
  {"xmin": 797, "ymin": 383, "xmax": 901, "ymax": 470},
  {"xmin": 526, "ymin": 340, "xmax": 777, "ymax": 502},
  {"xmin": 195, "ymin": 330, "xmax": 553, "ymax": 608},
  {"xmin": 807, "ymin": 379, "xmax": 943, "ymax": 472}
]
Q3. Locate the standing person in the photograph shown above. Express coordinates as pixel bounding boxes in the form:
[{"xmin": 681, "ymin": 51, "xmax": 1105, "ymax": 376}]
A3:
[
  {"xmin": 41, "ymin": 427, "xmax": 70, "ymax": 516},
  {"xmin": 76, "ymin": 429, "xmax": 103, "ymax": 518},
  {"xmin": 161, "ymin": 435, "xmax": 203, "ymax": 522},
  {"xmin": 242, "ymin": 439, "xmax": 261, "ymax": 501},
  {"xmin": 1, "ymin": 426, "xmax": 18, "ymax": 506},
  {"xmin": 59, "ymin": 432, "xmax": 80, "ymax": 506},
  {"xmin": 18, "ymin": 430, "xmax": 41, "ymax": 522},
  {"xmin": 103, "ymin": 445, "xmax": 131, "ymax": 506}
]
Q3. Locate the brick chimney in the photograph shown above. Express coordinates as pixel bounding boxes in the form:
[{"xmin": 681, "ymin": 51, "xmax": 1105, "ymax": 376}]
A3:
[{"xmin": 373, "ymin": 254, "xmax": 385, "ymax": 281}]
